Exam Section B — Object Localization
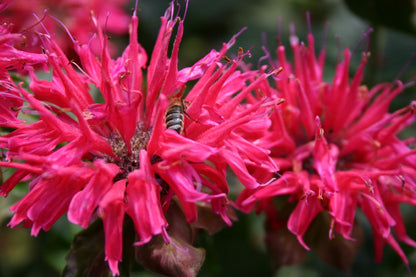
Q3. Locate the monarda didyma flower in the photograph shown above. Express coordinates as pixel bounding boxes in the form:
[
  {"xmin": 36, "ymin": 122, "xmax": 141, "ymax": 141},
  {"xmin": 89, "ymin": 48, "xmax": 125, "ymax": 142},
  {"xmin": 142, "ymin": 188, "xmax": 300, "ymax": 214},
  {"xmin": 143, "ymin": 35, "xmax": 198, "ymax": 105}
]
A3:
[
  {"xmin": 0, "ymin": 1, "xmax": 277, "ymax": 276},
  {"xmin": 0, "ymin": 0, "xmax": 130, "ymax": 55},
  {"xmin": 237, "ymin": 24, "xmax": 416, "ymax": 271},
  {"xmin": 0, "ymin": 22, "xmax": 46, "ymax": 126}
]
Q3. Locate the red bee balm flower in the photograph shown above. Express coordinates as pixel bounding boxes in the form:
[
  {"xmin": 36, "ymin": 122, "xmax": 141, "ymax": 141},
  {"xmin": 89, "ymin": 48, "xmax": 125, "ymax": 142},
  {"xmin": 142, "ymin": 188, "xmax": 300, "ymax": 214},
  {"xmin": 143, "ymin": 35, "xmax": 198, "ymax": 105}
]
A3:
[
  {"xmin": 0, "ymin": 23, "xmax": 46, "ymax": 126},
  {"xmin": 0, "ymin": 1, "xmax": 276, "ymax": 276},
  {"xmin": 1, "ymin": 0, "xmax": 130, "ymax": 55},
  {"xmin": 237, "ymin": 28, "xmax": 416, "ymax": 269}
]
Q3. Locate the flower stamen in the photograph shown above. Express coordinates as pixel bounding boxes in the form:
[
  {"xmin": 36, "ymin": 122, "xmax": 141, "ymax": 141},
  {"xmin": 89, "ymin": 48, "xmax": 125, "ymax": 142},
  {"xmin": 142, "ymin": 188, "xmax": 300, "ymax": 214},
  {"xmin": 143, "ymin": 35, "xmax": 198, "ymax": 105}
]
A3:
[{"xmin": 106, "ymin": 122, "xmax": 151, "ymax": 178}]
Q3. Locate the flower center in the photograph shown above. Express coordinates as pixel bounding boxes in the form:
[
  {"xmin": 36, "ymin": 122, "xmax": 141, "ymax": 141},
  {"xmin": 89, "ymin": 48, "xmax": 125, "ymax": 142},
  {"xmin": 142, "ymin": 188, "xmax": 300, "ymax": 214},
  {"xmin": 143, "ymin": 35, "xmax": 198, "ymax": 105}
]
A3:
[
  {"xmin": 106, "ymin": 122, "xmax": 152, "ymax": 181},
  {"xmin": 302, "ymin": 155, "xmax": 317, "ymax": 175}
]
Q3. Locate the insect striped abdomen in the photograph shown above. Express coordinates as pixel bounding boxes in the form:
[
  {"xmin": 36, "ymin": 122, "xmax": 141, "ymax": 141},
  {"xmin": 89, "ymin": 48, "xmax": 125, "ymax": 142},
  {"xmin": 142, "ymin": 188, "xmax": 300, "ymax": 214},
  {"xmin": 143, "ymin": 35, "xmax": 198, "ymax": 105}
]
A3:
[{"xmin": 165, "ymin": 102, "xmax": 184, "ymax": 134}]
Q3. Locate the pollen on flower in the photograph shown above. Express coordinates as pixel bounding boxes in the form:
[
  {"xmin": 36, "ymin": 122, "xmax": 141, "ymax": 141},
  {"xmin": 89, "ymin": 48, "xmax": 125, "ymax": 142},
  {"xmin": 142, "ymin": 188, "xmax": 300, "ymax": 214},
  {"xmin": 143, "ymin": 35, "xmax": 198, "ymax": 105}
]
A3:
[{"xmin": 106, "ymin": 122, "xmax": 152, "ymax": 176}]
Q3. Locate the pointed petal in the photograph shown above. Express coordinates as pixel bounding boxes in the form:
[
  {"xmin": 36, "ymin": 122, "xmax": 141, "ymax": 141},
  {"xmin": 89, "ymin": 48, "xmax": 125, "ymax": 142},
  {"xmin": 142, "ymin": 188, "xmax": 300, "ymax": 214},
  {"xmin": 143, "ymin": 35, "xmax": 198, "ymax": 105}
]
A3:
[{"xmin": 126, "ymin": 150, "xmax": 168, "ymax": 245}]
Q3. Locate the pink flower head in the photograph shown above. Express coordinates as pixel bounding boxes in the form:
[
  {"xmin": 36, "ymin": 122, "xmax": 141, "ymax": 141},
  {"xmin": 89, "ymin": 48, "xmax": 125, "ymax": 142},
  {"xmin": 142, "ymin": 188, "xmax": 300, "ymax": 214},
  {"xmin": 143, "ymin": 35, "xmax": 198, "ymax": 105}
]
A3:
[
  {"xmin": 237, "ymin": 25, "xmax": 416, "ymax": 267},
  {"xmin": 0, "ymin": 1, "xmax": 276, "ymax": 275},
  {"xmin": 0, "ymin": 23, "xmax": 46, "ymax": 126},
  {"xmin": 1, "ymin": 0, "xmax": 130, "ymax": 55}
]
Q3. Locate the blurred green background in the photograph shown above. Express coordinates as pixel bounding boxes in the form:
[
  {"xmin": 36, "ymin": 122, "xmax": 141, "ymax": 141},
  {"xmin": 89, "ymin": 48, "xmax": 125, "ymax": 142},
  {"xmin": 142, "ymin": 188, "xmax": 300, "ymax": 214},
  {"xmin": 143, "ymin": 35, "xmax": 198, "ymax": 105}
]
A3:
[{"xmin": 1, "ymin": 0, "xmax": 416, "ymax": 276}]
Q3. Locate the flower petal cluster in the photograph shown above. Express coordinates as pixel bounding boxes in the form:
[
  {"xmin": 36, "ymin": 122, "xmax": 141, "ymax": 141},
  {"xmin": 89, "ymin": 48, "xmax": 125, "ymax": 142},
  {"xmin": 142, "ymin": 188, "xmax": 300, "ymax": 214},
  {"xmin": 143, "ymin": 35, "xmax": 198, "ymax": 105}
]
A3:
[
  {"xmin": 2, "ymin": 0, "xmax": 416, "ymax": 274},
  {"xmin": 1, "ymin": 0, "xmax": 130, "ymax": 54},
  {"xmin": 0, "ymin": 1, "xmax": 276, "ymax": 275},
  {"xmin": 237, "ymin": 30, "xmax": 416, "ymax": 265},
  {"xmin": 0, "ymin": 23, "xmax": 46, "ymax": 126}
]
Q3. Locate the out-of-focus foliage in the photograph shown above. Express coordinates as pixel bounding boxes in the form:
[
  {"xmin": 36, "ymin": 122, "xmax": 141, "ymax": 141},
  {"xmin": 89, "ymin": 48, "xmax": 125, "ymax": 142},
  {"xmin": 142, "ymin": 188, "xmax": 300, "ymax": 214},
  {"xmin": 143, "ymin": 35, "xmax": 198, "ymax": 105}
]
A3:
[
  {"xmin": 1, "ymin": 0, "xmax": 416, "ymax": 276},
  {"xmin": 345, "ymin": 0, "xmax": 416, "ymax": 35}
]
